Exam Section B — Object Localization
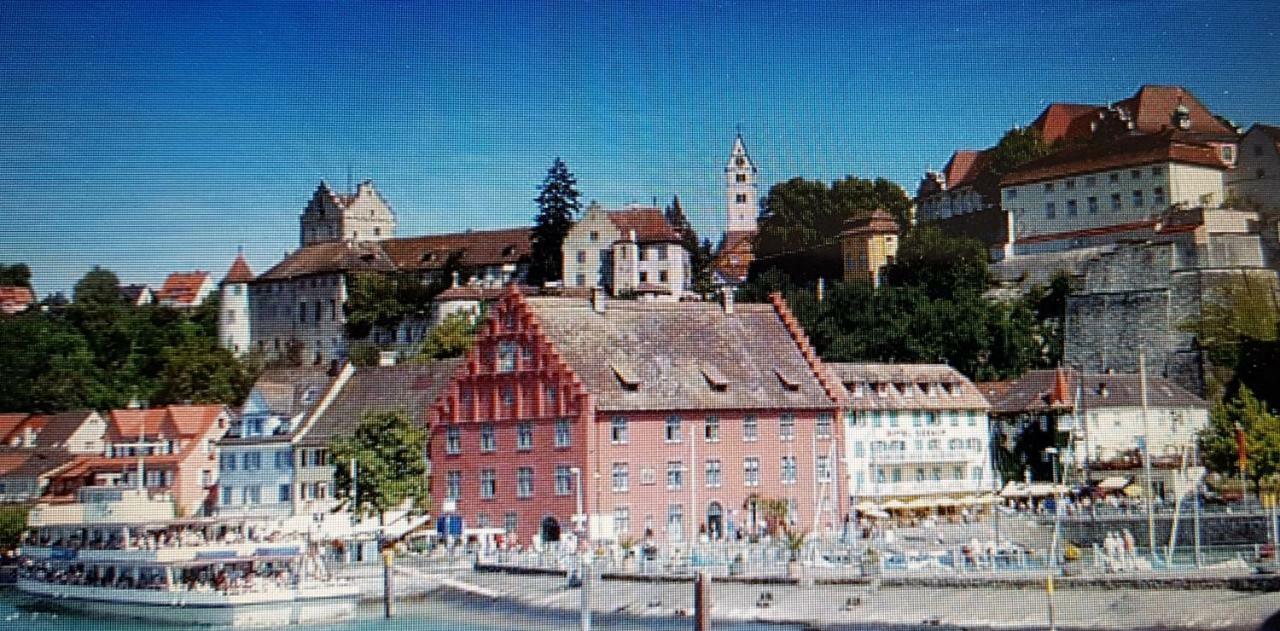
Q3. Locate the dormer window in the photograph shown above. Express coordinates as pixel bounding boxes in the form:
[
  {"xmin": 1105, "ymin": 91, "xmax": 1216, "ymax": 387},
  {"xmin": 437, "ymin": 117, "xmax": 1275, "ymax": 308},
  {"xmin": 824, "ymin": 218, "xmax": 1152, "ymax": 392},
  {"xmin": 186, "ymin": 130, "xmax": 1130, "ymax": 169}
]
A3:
[
  {"xmin": 774, "ymin": 368, "xmax": 800, "ymax": 392},
  {"xmin": 852, "ymin": 382, "xmax": 865, "ymax": 398},
  {"xmin": 701, "ymin": 365, "xmax": 729, "ymax": 392},
  {"xmin": 422, "ymin": 252, "xmax": 438, "ymax": 263},
  {"xmin": 611, "ymin": 362, "xmax": 640, "ymax": 391}
]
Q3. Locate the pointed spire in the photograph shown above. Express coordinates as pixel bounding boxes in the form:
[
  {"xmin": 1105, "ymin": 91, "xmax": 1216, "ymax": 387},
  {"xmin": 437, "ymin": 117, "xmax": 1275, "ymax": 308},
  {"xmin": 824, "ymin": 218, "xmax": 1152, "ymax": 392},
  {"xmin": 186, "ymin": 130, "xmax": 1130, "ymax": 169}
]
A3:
[{"xmin": 222, "ymin": 253, "xmax": 254, "ymax": 284}]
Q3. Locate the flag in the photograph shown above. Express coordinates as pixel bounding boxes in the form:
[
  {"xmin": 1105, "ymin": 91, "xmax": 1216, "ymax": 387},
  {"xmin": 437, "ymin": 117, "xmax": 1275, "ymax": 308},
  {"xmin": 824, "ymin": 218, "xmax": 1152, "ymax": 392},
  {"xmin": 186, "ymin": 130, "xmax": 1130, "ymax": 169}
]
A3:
[{"xmin": 1235, "ymin": 422, "xmax": 1248, "ymax": 470}]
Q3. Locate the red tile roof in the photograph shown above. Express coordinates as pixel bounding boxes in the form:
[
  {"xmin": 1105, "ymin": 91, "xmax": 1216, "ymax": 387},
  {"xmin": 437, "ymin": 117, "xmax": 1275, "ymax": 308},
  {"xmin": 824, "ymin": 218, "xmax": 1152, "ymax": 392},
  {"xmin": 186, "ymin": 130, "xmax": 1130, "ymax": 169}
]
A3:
[
  {"xmin": 110, "ymin": 405, "xmax": 226, "ymax": 441},
  {"xmin": 0, "ymin": 286, "xmax": 35, "ymax": 314},
  {"xmin": 165, "ymin": 404, "xmax": 229, "ymax": 438},
  {"xmin": 380, "ymin": 227, "xmax": 532, "ymax": 272},
  {"xmin": 1031, "ymin": 103, "xmax": 1104, "ymax": 145},
  {"xmin": 109, "ymin": 408, "xmax": 171, "ymax": 439},
  {"xmin": 943, "ymin": 150, "xmax": 984, "ymax": 188},
  {"xmin": 712, "ymin": 230, "xmax": 756, "ymax": 283},
  {"xmin": 1001, "ymin": 131, "xmax": 1226, "ymax": 187},
  {"xmin": 222, "ymin": 254, "xmax": 254, "ymax": 284},
  {"xmin": 0, "ymin": 414, "xmax": 31, "ymax": 444},
  {"xmin": 607, "ymin": 208, "xmax": 682, "ymax": 244},
  {"xmin": 155, "ymin": 271, "xmax": 212, "ymax": 306},
  {"xmin": 1115, "ymin": 85, "xmax": 1235, "ymax": 137},
  {"xmin": 256, "ymin": 240, "xmax": 397, "ymax": 281},
  {"xmin": 841, "ymin": 210, "xmax": 899, "ymax": 236}
]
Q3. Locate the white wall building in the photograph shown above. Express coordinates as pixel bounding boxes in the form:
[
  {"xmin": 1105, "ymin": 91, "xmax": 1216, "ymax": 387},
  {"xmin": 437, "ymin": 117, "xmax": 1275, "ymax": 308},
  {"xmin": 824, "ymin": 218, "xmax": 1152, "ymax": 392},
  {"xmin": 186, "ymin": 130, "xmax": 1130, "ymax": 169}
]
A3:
[
  {"xmin": 561, "ymin": 203, "xmax": 690, "ymax": 298},
  {"xmin": 827, "ymin": 363, "xmax": 998, "ymax": 504},
  {"xmin": 218, "ymin": 254, "xmax": 254, "ymax": 356},
  {"xmin": 1231, "ymin": 124, "xmax": 1280, "ymax": 212}
]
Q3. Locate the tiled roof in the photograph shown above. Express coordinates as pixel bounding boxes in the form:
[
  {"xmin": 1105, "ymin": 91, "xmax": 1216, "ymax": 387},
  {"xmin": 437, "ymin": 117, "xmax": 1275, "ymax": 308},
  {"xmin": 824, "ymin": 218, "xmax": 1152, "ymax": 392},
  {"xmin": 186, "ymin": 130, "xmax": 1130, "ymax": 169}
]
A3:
[
  {"xmin": 525, "ymin": 297, "xmax": 837, "ymax": 411},
  {"xmin": 30, "ymin": 410, "xmax": 97, "ymax": 449},
  {"xmin": 437, "ymin": 285, "xmax": 536, "ymax": 302},
  {"xmin": 1001, "ymin": 131, "xmax": 1226, "ymax": 187},
  {"xmin": 826, "ymin": 362, "xmax": 990, "ymax": 411},
  {"xmin": 248, "ymin": 367, "xmax": 338, "ymax": 419},
  {"xmin": 297, "ymin": 360, "xmax": 463, "ymax": 447},
  {"xmin": 712, "ymin": 230, "xmax": 756, "ymax": 283},
  {"xmin": 255, "ymin": 241, "xmax": 397, "ymax": 282},
  {"xmin": 944, "ymin": 150, "xmax": 984, "ymax": 188},
  {"xmin": 119, "ymin": 284, "xmax": 152, "ymax": 305},
  {"xmin": 380, "ymin": 227, "xmax": 531, "ymax": 272},
  {"xmin": 1250, "ymin": 124, "xmax": 1280, "ymax": 150},
  {"xmin": 155, "ymin": 271, "xmax": 211, "ymax": 306},
  {"xmin": 0, "ymin": 414, "xmax": 31, "ymax": 443},
  {"xmin": 982, "ymin": 369, "xmax": 1207, "ymax": 415},
  {"xmin": 0, "ymin": 286, "xmax": 35, "ymax": 314},
  {"xmin": 1031, "ymin": 103, "xmax": 1104, "ymax": 145},
  {"xmin": 0, "ymin": 449, "xmax": 76, "ymax": 480},
  {"xmin": 110, "ymin": 408, "xmax": 171, "ymax": 439},
  {"xmin": 1115, "ymin": 85, "xmax": 1235, "ymax": 137},
  {"xmin": 165, "ymin": 405, "xmax": 228, "ymax": 438},
  {"xmin": 222, "ymin": 254, "xmax": 254, "ymax": 284},
  {"xmin": 841, "ymin": 210, "xmax": 899, "ymax": 236},
  {"xmin": 607, "ymin": 208, "xmax": 682, "ymax": 244}
]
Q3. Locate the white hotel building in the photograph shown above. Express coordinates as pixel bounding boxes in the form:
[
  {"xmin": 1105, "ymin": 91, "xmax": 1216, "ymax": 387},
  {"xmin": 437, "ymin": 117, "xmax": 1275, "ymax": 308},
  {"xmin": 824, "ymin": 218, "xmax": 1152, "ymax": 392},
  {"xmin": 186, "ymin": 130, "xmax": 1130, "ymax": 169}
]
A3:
[{"xmin": 827, "ymin": 363, "xmax": 999, "ymax": 506}]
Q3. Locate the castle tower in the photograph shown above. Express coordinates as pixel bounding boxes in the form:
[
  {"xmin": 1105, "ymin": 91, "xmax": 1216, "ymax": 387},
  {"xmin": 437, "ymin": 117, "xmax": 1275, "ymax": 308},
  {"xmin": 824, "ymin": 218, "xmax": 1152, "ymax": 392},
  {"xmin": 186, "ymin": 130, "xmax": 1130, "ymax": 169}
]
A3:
[
  {"xmin": 839, "ymin": 210, "xmax": 900, "ymax": 287},
  {"xmin": 725, "ymin": 133, "xmax": 759, "ymax": 233},
  {"xmin": 299, "ymin": 179, "xmax": 396, "ymax": 247},
  {"xmin": 219, "ymin": 252, "xmax": 254, "ymax": 356}
]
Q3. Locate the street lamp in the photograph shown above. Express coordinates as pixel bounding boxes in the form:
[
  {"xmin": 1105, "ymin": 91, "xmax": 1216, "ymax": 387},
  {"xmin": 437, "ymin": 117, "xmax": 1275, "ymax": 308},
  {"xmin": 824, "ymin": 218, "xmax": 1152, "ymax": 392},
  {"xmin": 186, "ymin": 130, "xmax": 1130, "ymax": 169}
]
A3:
[{"xmin": 570, "ymin": 466, "xmax": 589, "ymax": 631}]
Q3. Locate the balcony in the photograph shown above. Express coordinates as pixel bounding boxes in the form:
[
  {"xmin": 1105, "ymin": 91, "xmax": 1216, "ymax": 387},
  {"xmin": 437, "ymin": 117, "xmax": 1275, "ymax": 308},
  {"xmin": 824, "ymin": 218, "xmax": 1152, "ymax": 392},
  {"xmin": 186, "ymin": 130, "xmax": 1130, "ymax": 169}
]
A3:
[
  {"xmin": 852, "ymin": 479, "xmax": 993, "ymax": 498},
  {"xmin": 868, "ymin": 449, "xmax": 975, "ymax": 464}
]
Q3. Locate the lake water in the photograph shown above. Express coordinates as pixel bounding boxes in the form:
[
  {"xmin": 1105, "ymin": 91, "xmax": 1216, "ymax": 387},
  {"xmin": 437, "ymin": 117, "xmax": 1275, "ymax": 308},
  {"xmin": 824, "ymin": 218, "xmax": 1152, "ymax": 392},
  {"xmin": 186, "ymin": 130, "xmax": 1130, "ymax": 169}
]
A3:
[{"xmin": 0, "ymin": 588, "xmax": 802, "ymax": 631}]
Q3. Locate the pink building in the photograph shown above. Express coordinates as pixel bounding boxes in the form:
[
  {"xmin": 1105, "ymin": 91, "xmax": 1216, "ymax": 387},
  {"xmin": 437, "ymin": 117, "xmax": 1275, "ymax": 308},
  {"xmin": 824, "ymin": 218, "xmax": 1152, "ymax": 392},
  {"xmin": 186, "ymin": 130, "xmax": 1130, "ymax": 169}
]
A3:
[{"xmin": 429, "ymin": 287, "xmax": 844, "ymax": 545}]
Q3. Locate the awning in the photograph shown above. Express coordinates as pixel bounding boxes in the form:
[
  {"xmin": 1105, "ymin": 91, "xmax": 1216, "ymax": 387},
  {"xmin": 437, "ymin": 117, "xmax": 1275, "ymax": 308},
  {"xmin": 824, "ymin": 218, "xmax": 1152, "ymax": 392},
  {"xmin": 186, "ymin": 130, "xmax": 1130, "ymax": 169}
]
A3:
[
  {"xmin": 935, "ymin": 497, "xmax": 959, "ymax": 508},
  {"xmin": 855, "ymin": 501, "xmax": 882, "ymax": 513},
  {"xmin": 1098, "ymin": 476, "xmax": 1131, "ymax": 491},
  {"xmin": 906, "ymin": 497, "xmax": 937, "ymax": 509},
  {"xmin": 883, "ymin": 499, "xmax": 908, "ymax": 510}
]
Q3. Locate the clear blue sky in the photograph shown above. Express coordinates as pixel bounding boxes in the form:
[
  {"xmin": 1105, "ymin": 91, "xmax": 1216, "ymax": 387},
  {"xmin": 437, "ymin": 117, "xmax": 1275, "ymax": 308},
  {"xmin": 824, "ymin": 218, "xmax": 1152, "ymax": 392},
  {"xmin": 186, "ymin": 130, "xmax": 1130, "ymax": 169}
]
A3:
[{"xmin": 2, "ymin": 0, "xmax": 1279, "ymax": 295}]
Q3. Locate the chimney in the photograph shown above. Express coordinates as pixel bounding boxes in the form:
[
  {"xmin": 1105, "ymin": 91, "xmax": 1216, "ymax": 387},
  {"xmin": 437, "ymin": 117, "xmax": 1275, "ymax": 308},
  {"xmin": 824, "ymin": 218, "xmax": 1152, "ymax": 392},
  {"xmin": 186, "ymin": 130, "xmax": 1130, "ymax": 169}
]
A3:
[
  {"xmin": 591, "ymin": 287, "xmax": 606, "ymax": 314},
  {"xmin": 720, "ymin": 286, "xmax": 735, "ymax": 315},
  {"xmin": 378, "ymin": 350, "xmax": 398, "ymax": 367}
]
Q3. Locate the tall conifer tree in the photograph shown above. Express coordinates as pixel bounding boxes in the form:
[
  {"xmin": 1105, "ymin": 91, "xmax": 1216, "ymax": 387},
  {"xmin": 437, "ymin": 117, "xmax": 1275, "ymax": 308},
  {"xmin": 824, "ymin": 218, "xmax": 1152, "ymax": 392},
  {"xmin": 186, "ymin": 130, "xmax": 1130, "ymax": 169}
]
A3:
[{"xmin": 529, "ymin": 158, "xmax": 582, "ymax": 285}]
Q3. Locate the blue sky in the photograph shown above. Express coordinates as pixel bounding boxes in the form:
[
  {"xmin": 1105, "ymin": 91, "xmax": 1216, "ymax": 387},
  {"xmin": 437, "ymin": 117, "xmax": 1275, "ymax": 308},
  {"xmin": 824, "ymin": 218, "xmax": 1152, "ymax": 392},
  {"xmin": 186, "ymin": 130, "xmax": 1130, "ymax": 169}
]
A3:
[{"xmin": 2, "ymin": 0, "xmax": 1279, "ymax": 294}]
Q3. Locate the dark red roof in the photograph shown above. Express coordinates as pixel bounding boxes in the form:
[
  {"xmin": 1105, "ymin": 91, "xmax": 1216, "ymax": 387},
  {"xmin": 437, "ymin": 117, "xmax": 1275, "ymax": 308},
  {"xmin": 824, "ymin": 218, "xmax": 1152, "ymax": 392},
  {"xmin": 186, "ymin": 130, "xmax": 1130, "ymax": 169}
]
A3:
[
  {"xmin": 713, "ymin": 230, "xmax": 756, "ymax": 283},
  {"xmin": 155, "ymin": 271, "xmax": 211, "ymax": 306},
  {"xmin": 943, "ymin": 150, "xmax": 984, "ymax": 188},
  {"xmin": 1115, "ymin": 85, "xmax": 1235, "ymax": 137},
  {"xmin": 1031, "ymin": 103, "xmax": 1104, "ymax": 145},
  {"xmin": 256, "ymin": 241, "xmax": 397, "ymax": 282},
  {"xmin": 1001, "ymin": 131, "xmax": 1226, "ymax": 187},
  {"xmin": 0, "ymin": 286, "xmax": 35, "ymax": 314},
  {"xmin": 380, "ymin": 227, "xmax": 531, "ymax": 271},
  {"xmin": 222, "ymin": 254, "xmax": 254, "ymax": 284},
  {"xmin": 608, "ymin": 208, "xmax": 682, "ymax": 244},
  {"xmin": 841, "ymin": 210, "xmax": 899, "ymax": 236}
]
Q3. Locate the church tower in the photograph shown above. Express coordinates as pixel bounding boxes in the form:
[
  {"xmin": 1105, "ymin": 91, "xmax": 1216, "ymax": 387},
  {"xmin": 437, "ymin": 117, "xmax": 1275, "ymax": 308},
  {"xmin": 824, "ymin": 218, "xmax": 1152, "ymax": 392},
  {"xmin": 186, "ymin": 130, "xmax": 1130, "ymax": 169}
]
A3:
[
  {"xmin": 299, "ymin": 179, "xmax": 396, "ymax": 247},
  {"xmin": 218, "ymin": 252, "xmax": 254, "ymax": 356},
  {"xmin": 725, "ymin": 133, "xmax": 758, "ymax": 233}
]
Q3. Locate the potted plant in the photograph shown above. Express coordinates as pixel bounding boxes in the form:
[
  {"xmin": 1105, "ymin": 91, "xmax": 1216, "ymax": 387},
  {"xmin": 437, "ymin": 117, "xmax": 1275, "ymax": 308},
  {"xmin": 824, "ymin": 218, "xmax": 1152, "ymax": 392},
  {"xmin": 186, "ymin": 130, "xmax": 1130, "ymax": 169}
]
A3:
[
  {"xmin": 784, "ymin": 530, "xmax": 808, "ymax": 579},
  {"xmin": 619, "ymin": 536, "xmax": 637, "ymax": 572}
]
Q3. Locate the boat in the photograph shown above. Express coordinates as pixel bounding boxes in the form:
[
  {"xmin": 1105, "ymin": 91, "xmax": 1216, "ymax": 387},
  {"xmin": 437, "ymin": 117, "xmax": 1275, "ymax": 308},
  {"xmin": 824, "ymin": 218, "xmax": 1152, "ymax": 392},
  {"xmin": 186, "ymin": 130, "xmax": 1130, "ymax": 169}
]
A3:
[{"xmin": 15, "ymin": 486, "xmax": 361, "ymax": 627}]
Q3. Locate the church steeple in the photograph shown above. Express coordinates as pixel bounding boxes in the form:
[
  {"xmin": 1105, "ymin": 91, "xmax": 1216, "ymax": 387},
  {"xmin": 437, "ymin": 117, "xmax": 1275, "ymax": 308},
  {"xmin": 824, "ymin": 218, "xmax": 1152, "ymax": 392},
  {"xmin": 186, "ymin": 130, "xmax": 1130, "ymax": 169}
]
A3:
[{"xmin": 725, "ymin": 133, "xmax": 758, "ymax": 233}]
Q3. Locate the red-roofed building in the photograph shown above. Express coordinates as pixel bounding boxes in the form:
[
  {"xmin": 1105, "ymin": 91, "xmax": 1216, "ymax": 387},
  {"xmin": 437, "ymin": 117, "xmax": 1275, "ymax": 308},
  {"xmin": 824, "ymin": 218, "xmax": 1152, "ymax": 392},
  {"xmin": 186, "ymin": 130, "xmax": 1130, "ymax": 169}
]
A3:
[
  {"xmin": 218, "ymin": 254, "xmax": 254, "ymax": 356},
  {"xmin": 155, "ymin": 271, "xmax": 216, "ymax": 309},
  {"xmin": 0, "ymin": 410, "xmax": 110, "ymax": 501},
  {"xmin": 46, "ymin": 405, "xmax": 231, "ymax": 516},
  {"xmin": 562, "ymin": 202, "xmax": 691, "ymax": 298},
  {"xmin": 0, "ymin": 285, "xmax": 35, "ymax": 315},
  {"xmin": 1030, "ymin": 103, "xmax": 1104, "ymax": 146}
]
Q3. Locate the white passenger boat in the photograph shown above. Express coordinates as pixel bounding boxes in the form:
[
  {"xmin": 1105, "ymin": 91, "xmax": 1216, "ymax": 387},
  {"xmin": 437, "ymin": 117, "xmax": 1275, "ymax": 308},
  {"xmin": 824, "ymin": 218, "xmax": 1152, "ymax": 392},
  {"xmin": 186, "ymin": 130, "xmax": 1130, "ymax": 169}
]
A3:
[{"xmin": 16, "ymin": 487, "xmax": 361, "ymax": 627}]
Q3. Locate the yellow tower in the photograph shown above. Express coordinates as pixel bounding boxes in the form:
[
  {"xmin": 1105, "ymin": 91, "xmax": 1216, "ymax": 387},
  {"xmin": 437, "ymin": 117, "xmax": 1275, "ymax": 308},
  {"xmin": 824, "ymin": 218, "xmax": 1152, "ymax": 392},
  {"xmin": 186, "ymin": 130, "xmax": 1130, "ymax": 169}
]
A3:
[{"xmin": 839, "ymin": 210, "xmax": 900, "ymax": 287}]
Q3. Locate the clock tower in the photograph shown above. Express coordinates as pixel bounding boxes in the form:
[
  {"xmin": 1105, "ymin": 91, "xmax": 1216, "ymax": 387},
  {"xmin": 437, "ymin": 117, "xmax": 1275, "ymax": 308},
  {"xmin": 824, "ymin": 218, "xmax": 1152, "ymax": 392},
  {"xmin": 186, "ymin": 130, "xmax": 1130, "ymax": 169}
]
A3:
[{"xmin": 725, "ymin": 134, "xmax": 758, "ymax": 233}]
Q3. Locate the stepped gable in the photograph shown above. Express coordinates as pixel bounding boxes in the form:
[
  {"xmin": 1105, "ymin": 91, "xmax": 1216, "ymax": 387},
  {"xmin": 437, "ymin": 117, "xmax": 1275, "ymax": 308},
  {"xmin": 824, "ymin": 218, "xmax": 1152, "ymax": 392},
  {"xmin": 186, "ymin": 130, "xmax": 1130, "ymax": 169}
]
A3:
[
  {"xmin": 607, "ymin": 207, "xmax": 682, "ymax": 244},
  {"xmin": 255, "ymin": 240, "xmax": 397, "ymax": 282},
  {"xmin": 825, "ymin": 362, "xmax": 990, "ymax": 412},
  {"xmin": 379, "ymin": 227, "xmax": 531, "ymax": 272},
  {"xmin": 297, "ymin": 359, "xmax": 463, "ymax": 447},
  {"xmin": 524, "ymin": 295, "xmax": 836, "ymax": 411},
  {"xmin": 1001, "ymin": 130, "xmax": 1225, "ymax": 187}
]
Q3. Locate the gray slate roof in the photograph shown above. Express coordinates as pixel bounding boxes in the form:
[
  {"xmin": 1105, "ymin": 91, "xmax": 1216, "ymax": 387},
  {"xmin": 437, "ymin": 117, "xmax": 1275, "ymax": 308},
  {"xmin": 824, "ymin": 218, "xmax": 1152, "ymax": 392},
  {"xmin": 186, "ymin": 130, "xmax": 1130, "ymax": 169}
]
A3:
[
  {"xmin": 983, "ymin": 369, "xmax": 1207, "ymax": 415},
  {"xmin": 297, "ymin": 359, "xmax": 463, "ymax": 447},
  {"xmin": 825, "ymin": 362, "xmax": 990, "ymax": 412},
  {"xmin": 526, "ymin": 297, "xmax": 836, "ymax": 412},
  {"xmin": 249, "ymin": 367, "xmax": 338, "ymax": 419}
]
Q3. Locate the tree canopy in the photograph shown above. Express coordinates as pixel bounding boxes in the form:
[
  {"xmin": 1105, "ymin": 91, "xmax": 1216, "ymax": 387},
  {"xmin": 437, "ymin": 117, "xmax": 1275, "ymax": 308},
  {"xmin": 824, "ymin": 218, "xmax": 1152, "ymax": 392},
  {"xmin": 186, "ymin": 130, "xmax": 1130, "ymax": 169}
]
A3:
[
  {"xmin": 73, "ymin": 265, "xmax": 124, "ymax": 306},
  {"xmin": 1200, "ymin": 385, "xmax": 1280, "ymax": 492},
  {"xmin": 529, "ymin": 158, "xmax": 582, "ymax": 286},
  {"xmin": 330, "ymin": 410, "xmax": 432, "ymax": 522},
  {"xmin": 417, "ymin": 311, "xmax": 476, "ymax": 360},
  {"xmin": 664, "ymin": 196, "xmax": 714, "ymax": 295},
  {"xmin": 0, "ymin": 263, "xmax": 31, "ymax": 288}
]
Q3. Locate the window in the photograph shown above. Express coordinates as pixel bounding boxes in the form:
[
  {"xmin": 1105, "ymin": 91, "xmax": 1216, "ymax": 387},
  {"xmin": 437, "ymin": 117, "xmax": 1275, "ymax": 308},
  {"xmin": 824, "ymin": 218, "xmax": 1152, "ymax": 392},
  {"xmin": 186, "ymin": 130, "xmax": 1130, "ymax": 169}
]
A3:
[
  {"xmin": 476, "ymin": 513, "xmax": 490, "ymax": 528},
  {"xmin": 546, "ymin": 385, "xmax": 558, "ymax": 408},
  {"xmin": 704, "ymin": 416, "xmax": 720, "ymax": 442},
  {"xmin": 1151, "ymin": 166, "xmax": 1163, "ymax": 176},
  {"xmin": 480, "ymin": 469, "xmax": 496, "ymax": 499},
  {"xmin": 504, "ymin": 512, "xmax": 519, "ymax": 534},
  {"xmin": 1066, "ymin": 199, "xmax": 1077, "ymax": 216},
  {"xmin": 666, "ymin": 461, "xmax": 684, "ymax": 490},
  {"xmin": 554, "ymin": 419, "xmax": 572, "ymax": 447},
  {"xmin": 554, "ymin": 466, "xmax": 572, "ymax": 495},
  {"xmin": 875, "ymin": 468, "xmax": 886, "ymax": 484},
  {"xmin": 892, "ymin": 467, "xmax": 902, "ymax": 482},
  {"xmin": 888, "ymin": 411, "xmax": 899, "ymax": 427},
  {"xmin": 1153, "ymin": 186, "xmax": 1165, "ymax": 207},
  {"xmin": 1045, "ymin": 202, "xmax": 1055, "ymax": 219},
  {"xmin": 479, "ymin": 424, "xmax": 496, "ymax": 452},
  {"xmin": 329, "ymin": 299, "xmax": 336, "ymax": 321},
  {"xmin": 744, "ymin": 457, "xmax": 760, "ymax": 487},
  {"xmin": 1005, "ymin": 188, "xmax": 1017, "ymax": 199},
  {"xmin": 220, "ymin": 452, "xmax": 236, "ymax": 472},
  {"xmin": 576, "ymin": 250, "xmax": 586, "ymax": 264},
  {"xmin": 915, "ymin": 467, "xmax": 926, "ymax": 482},
  {"xmin": 1065, "ymin": 179, "xmax": 1075, "ymax": 190},
  {"xmin": 1131, "ymin": 169, "xmax": 1141, "ymax": 179},
  {"xmin": 221, "ymin": 486, "xmax": 234, "ymax": 505},
  {"xmin": 517, "ymin": 467, "xmax": 534, "ymax": 498},
  {"xmin": 658, "ymin": 245, "xmax": 668, "ymax": 261},
  {"xmin": 517, "ymin": 422, "xmax": 533, "ymax": 450},
  {"xmin": 781, "ymin": 456, "xmax": 798, "ymax": 484},
  {"xmin": 853, "ymin": 441, "xmax": 864, "ymax": 457},
  {"xmin": 816, "ymin": 413, "xmax": 833, "ymax": 439},
  {"xmin": 298, "ymin": 302, "xmax": 307, "ymax": 323},
  {"xmin": 1260, "ymin": 168, "xmax": 1268, "ymax": 179},
  {"xmin": 243, "ymin": 485, "xmax": 261, "ymax": 505},
  {"xmin": 658, "ymin": 270, "xmax": 668, "ymax": 283},
  {"xmin": 870, "ymin": 411, "xmax": 882, "ymax": 428},
  {"xmin": 613, "ymin": 507, "xmax": 630, "ymax": 535},
  {"xmin": 589, "ymin": 230, "xmax": 599, "ymax": 242},
  {"xmin": 1132, "ymin": 190, "xmax": 1144, "ymax": 207},
  {"xmin": 274, "ymin": 449, "xmax": 291, "ymax": 469},
  {"xmin": 278, "ymin": 484, "xmax": 291, "ymax": 503},
  {"xmin": 638, "ymin": 271, "xmax": 648, "ymax": 283},
  {"xmin": 743, "ymin": 415, "xmax": 758, "ymax": 441},
  {"xmin": 640, "ymin": 467, "xmax": 656, "ymax": 485},
  {"xmin": 932, "ymin": 467, "xmax": 943, "ymax": 481},
  {"xmin": 967, "ymin": 410, "xmax": 978, "ymax": 426},
  {"xmin": 611, "ymin": 416, "xmax": 629, "ymax": 444},
  {"xmin": 954, "ymin": 466, "xmax": 966, "ymax": 480},
  {"xmin": 1085, "ymin": 176, "xmax": 1097, "ymax": 187},
  {"xmin": 1109, "ymin": 172, "xmax": 1120, "ymax": 183},
  {"xmin": 912, "ymin": 411, "xmax": 922, "ymax": 427},
  {"xmin": 736, "ymin": 173, "xmax": 747, "ymax": 183},
  {"xmin": 665, "ymin": 416, "xmax": 682, "ymax": 443},
  {"xmin": 243, "ymin": 452, "xmax": 261, "ymax": 470},
  {"xmin": 705, "ymin": 459, "xmax": 722, "ymax": 487},
  {"xmin": 816, "ymin": 455, "xmax": 831, "ymax": 483},
  {"xmin": 950, "ymin": 413, "xmax": 959, "ymax": 427},
  {"xmin": 1087, "ymin": 196, "xmax": 1098, "ymax": 213},
  {"xmin": 497, "ymin": 341, "xmax": 517, "ymax": 372},
  {"xmin": 445, "ymin": 426, "xmax": 461, "ymax": 454},
  {"xmin": 735, "ymin": 193, "xmax": 746, "ymax": 204},
  {"xmin": 576, "ymin": 274, "xmax": 586, "ymax": 286},
  {"xmin": 610, "ymin": 462, "xmax": 629, "ymax": 492},
  {"xmin": 667, "ymin": 504, "xmax": 685, "ymax": 541},
  {"xmin": 779, "ymin": 413, "xmax": 795, "ymax": 441},
  {"xmin": 928, "ymin": 439, "xmax": 940, "ymax": 450},
  {"xmin": 1044, "ymin": 182, "xmax": 1054, "ymax": 192},
  {"xmin": 1111, "ymin": 192, "xmax": 1123, "ymax": 211}
]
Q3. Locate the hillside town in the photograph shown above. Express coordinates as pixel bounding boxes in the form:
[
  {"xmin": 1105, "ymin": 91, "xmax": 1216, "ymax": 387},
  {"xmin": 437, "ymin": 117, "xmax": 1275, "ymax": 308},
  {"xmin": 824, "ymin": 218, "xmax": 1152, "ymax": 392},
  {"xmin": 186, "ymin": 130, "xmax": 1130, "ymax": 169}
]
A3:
[{"xmin": 5, "ymin": 82, "xmax": 1280, "ymax": 629}]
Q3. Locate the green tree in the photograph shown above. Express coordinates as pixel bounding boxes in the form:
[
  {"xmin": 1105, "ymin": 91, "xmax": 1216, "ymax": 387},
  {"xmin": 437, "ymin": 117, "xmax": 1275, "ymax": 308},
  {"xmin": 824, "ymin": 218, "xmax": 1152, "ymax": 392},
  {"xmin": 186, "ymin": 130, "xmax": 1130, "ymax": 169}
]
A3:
[
  {"xmin": 0, "ymin": 263, "xmax": 32, "ymax": 288},
  {"xmin": 418, "ymin": 312, "xmax": 476, "ymax": 360},
  {"xmin": 343, "ymin": 268, "xmax": 451, "ymax": 341},
  {"xmin": 529, "ymin": 158, "xmax": 582, "ymax": 286},
  {"xmin": 0, "ymin": 505, "xmax": 27, "ymax": 550},
  {"xmin": 1200, "ymin": 385, "xmax": 1280, "ymax": 493},
  {"xmin": 882, "ymin": 225, "xmax": 989, "ymax": 300},
  {"xmin": 973, "ymin": 127, "xmax": 1054, "ymax": 199},
  {"xmin": 152, "ymin": 336, "xmax": 256, "ymax": 405},
  {"xmin": 0, "ymin": 312, "xmax": 109, "ymax": 411},
  {"xmin": 330, "ymin": 410, "xmax": 432, "ymax": 526},
  {"xmin": 73, "ymin": 266, "xmax": 124, "ymax": 306},
  {"xmin": 665, "ymin": 196, "xmax": 715, "ymax": 295}
]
